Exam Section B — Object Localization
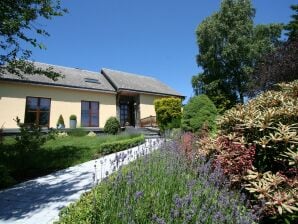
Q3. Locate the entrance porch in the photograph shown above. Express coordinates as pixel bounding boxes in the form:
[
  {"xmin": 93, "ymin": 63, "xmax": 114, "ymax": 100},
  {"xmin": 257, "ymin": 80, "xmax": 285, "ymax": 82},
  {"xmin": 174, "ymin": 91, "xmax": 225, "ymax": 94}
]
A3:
[{"xmin": 117, "ymin": 93, "xmax": 140, "ymax": 127}]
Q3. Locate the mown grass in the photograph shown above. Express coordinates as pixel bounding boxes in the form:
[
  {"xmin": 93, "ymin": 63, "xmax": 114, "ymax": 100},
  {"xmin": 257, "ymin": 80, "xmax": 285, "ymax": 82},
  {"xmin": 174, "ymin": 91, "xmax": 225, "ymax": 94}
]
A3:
[
  {"xmin": 0, "ymin": 133, "xmax": 144, "ymax": 189},
  {"xmin": 57, "ymin": 140, "xmax": 256, "ymax": 224}
]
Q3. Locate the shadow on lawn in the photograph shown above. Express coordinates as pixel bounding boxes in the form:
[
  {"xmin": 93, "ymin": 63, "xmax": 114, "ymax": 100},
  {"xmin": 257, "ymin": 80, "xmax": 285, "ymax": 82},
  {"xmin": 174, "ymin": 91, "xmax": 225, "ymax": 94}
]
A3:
[
  {"xmin": 0, "ymin": 144, "xmax": 92, "ymax": 188},
  {"xmin": 0, "ymin": 168, "xmax": 94, "ymax": 221}
]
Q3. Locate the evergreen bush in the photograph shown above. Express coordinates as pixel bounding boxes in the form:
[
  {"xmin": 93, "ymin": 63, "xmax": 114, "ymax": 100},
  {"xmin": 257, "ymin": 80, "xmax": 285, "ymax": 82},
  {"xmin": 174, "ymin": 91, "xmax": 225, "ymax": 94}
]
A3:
[
  {"xmin": 181, "ymin": 94, "xmax": 217, "ymax": 133},
  {"xmin": 104, "ymin": 117, "xmax": 120, "ymax": 135},
  {"xmin": 57, "ymin": 115, "xmax": 65, "ymax": 128}
]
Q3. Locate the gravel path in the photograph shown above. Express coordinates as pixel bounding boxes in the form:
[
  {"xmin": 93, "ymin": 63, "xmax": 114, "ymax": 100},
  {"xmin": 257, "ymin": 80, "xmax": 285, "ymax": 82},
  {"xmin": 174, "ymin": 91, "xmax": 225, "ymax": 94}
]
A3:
[{"xmin": 0, "ymin": 138, "xmax": 161, "ymax": 224}]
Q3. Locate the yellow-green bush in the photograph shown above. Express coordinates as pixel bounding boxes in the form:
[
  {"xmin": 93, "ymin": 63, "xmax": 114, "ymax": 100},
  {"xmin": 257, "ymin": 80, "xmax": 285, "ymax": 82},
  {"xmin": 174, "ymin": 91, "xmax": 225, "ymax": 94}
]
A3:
[{"xmin": 154, "ymin": 97, "xmax": 182, "ymax": 130}]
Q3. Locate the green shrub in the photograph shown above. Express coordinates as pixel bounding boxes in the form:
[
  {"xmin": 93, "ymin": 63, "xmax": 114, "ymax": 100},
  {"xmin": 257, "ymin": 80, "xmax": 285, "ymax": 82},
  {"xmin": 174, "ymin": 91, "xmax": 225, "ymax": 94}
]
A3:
[
  {"xmin": 99, "ymin": 135, "xmax": 145, "ymax": 154},
  {"xmin": 14, "ymin": 117, "xmax": 47, "ymax": 153},
  {"xmin": 182, "ymin": 95, "xmax": 217, "ymax": 133},
  {"xmin": 154, "ymin": 97, "xmax": 182, "ymax": 131},
  {"xmin": 11, "ymin": 117, "xmax": 50, "ymax": 178},
  {"xmin": 165, "ymin": 118, "xmax": 181, "ymax": 130},
  {"xmin": 57, "ymin": 114, "xmax": 65, "ymax": 127},
  {"xmin": 69, "ymin": 114, "xmax": 77, "ymax": 120},
  {"xmin": 104, "ymin": 117, "xmax": 120, "ymax": 135},
  {"xmin": 67, "ymin": 128, "xmax": 87, "ymax": 137}
]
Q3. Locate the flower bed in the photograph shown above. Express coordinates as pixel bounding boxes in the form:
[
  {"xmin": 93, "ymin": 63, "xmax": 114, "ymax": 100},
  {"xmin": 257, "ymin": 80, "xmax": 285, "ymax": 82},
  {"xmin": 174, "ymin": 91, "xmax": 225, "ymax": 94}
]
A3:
[{"xmin": 56, "ymin": 141, "xmax": 255, "ymax": 224}]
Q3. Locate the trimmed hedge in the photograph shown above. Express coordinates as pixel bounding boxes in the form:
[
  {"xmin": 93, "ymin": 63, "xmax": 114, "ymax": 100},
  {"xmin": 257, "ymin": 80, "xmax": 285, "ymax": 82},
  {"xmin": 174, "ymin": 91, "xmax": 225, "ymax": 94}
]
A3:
[
  {"xmin": 67, "ymin": 128, "xmax": 87, "ymax": 137},
  {"xmin": 99, "ymin": 135, "xmax": 145, "ymax": 155}
]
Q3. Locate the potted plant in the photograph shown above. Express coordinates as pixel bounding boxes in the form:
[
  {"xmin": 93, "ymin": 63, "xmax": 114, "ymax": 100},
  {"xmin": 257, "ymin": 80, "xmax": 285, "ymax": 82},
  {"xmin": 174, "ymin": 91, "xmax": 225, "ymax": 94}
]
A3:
[
  {"xmin": 56, "ymin": 115, "xmax": 65, "ymax": 129},
  {"xmin": 69, "ymin": 114, "xmax": 77, "ymax": 129}
]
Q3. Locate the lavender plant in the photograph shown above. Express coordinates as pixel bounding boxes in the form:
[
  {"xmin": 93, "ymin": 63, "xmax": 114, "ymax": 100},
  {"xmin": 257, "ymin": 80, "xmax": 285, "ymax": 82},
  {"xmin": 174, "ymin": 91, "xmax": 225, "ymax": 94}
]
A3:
[{"xmin": 57, "ymin": 139, "xmax": 256, "ymax": 224}]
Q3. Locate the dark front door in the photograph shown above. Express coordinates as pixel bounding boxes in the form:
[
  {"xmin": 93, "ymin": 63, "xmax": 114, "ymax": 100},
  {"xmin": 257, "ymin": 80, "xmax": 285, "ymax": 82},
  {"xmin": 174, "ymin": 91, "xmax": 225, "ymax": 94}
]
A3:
[{"xmin": 119, "ymin": 102, "xmax": 135, "ymax": 127}]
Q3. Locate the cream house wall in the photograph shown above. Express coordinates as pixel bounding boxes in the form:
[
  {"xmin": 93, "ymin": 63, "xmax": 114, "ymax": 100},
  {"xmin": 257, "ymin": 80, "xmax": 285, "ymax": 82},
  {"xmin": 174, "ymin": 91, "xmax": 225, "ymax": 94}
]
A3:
[
  {"xmin": 139, "ymin": 94, "xmax": 162, "ymax": 119},
  {"xmin": 0, "ymin": 82, "xmax": 116, "ymax": 129}
]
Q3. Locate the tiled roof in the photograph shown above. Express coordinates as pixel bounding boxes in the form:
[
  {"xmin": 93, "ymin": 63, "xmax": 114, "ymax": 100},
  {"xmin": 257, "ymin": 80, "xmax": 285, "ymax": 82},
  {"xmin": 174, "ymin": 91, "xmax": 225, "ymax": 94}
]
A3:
[
  {"xmin": 102, "ymin": 68, "xmax": 183, "ymax": 97},
  {"xmin": 0, "ymin": 62, "xmax": 184, "ymax": 97},
  {"xmin": 0, "ymin": 62, "xmax": 116, "ymax": 93}
]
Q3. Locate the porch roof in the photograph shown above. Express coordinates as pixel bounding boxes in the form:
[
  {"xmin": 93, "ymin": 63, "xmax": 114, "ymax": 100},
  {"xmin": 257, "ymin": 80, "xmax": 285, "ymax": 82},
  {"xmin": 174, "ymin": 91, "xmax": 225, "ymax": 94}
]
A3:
[{"xmin": 101, "ymin": 68, "xmax": 184, "ymax": 97}]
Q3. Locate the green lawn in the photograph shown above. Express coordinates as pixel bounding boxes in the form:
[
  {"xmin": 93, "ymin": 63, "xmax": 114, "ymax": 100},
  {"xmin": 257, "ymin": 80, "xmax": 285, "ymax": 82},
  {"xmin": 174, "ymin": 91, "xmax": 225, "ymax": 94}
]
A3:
[{"xmin": 0, "ymin": 133, "xmax": 144, "ymax": 189}]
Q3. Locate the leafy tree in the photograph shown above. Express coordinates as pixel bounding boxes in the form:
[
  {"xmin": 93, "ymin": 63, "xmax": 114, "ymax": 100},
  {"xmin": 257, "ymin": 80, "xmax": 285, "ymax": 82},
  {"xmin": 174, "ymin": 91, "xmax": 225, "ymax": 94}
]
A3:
[
  {"xmin": 0, "ymin": 0, "xmax": 67, "ymax": 79},
  {"xmin": 181, "ymin": 95, "xmax": 217, "ymax": 133},
  {"xmin": 154, "ymin": 97, "xmax": 182, "ymax": 131},
  {"xmin": 195, "ymin": 0, "xmax": 282, "ymax": 111},
  {"xmin": 249, "ymin": 4, "xmax": 298, "ymax": 96},
  {"xmin": 285, "ymin": 4, "xmax": 298, "ymax": 40},
  {"xmin": 191, "ymin": 73, "xmax": 204, "ymax": 96}
]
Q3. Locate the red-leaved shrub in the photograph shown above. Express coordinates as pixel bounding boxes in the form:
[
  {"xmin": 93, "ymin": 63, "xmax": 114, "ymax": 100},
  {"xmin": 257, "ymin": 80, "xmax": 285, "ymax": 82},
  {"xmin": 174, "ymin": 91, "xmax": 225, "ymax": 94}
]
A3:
[
  {"xmin": 180, "ymin": 132, "xmax": 197, "ymax": 160},
  {"xmin": 213, "ymin": 136, "xmax": 256, "ymax": 186}
]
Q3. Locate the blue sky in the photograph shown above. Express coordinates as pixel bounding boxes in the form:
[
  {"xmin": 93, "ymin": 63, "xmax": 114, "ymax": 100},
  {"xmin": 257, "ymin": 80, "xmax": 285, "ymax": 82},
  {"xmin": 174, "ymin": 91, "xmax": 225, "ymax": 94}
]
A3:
[{"xmin": 29, "ymin": 0, "xmax": 297, "ymax": 102}]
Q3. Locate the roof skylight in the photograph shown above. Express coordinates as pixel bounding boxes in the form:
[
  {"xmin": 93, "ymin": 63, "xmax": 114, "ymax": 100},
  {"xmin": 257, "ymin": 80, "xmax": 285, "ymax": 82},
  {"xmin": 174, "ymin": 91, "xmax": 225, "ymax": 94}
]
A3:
[{"xmin": 84, "ymin": 78, "xmax": 100, "ymax": 84}]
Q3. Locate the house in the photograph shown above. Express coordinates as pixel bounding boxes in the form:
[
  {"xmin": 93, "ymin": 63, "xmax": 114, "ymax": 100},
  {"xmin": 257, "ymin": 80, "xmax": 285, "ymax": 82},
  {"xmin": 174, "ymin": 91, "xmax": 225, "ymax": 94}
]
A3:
[{"xmin": 0, "ymin": 62, "xmax": 183, "ymax": 130}]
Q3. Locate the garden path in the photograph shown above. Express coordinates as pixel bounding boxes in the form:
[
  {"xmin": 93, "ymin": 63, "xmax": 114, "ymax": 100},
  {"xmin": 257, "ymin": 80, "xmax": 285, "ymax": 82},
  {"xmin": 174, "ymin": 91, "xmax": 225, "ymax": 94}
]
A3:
[{"xmin": 0, "ymin": 138, "xmax": 161, "ymax": 224}]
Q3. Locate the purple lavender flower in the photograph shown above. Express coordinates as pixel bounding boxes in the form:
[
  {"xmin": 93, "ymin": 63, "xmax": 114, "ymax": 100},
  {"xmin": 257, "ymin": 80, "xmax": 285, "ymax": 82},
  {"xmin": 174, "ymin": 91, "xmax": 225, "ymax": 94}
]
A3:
[
  {"xmin": 170, "ymin": 208, "xmax": 179, "ymax": 219},
  {"xmin": 152, "ymin": 214, "xmax": 166, "ymax": 224},
  {"xmin": 134, "ymin": 191, "xmax": 144, "ymax": 201}
]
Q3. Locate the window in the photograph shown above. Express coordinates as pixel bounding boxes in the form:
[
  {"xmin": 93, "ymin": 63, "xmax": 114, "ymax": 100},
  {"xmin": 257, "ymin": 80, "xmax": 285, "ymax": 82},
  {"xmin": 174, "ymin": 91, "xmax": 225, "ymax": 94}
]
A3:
[
  {"xmin": 25, "ymin": 97, "xmax": 51, "ymax": 126},
  {"xmin": 81, "ymin": 101, "xmax": 99, "ymax": 127}
]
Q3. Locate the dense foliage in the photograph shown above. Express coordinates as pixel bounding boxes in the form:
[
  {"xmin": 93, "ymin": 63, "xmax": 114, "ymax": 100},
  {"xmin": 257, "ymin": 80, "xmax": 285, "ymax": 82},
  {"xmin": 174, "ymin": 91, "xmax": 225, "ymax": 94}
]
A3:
[
  {"xmin": 0, "ymin": 165, "xmax": 15, "ymax": 188},
  {"xmin": 203, "ymin": 81, "xmax": 298, "ymax": 222},
  {"xmin": 0, "ymin": 0, "xmax": 67, "ymax": 78},
  {"xmin": 57, "ymin": 140, "xmax": 256, "ymax": 224},
  {"xmin": 250, "ymin": 5, "xmax": 298, "ymax": 96},
  {"xmin": 154, "ymin": 97, "xmax": 182, "ymax": 131},
  {"xmin": 182, "ymin": 95, "xmax": 217, "ymax": 133},
  {"xmin": 219, "ymin": 81, "xmax": 298, "ymax": 172},
  {"xmin": 104, "ymin": 117, "xmax": 120, "ymax": 135},
  {"xmin": 250, "ymin": 37, "xmax": 298, "ymax": 96},
  {"xmin": 194, "ymin": 0, "xmax": 282, "ymax": 112}
]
